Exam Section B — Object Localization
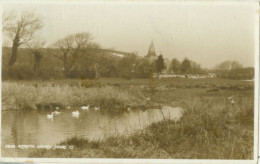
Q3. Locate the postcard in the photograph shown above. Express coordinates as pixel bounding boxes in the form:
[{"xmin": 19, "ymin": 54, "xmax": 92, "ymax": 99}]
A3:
[{"xmin": 1, "ymin": 0, "xmax": 259, "ymax": 163}]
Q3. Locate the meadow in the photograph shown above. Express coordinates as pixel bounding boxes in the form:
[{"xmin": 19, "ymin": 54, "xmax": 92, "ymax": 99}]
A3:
[
  {"xmin": 2, "ymin": 77, "xmax": 255, "ymax": 159},
  {"xmin": 2, "ymin": 77, "xmax": 254, "ymax": 111}
]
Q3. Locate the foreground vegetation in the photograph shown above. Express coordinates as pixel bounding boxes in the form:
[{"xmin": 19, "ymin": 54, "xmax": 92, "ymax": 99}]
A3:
[
  {"xmin": 2, "ymin": 78, "xmax": 254, "ymax": 111},
  {"xmin": 29, "ymin": 92, "xmax": 254, "ymax": 159},
  {"xmin": 3, "ymin": 77, "xmax": 251, "ymax": 159},
  {"xmin": 2, "ymin": 82, "xmax": 148, "ymax": 111}
]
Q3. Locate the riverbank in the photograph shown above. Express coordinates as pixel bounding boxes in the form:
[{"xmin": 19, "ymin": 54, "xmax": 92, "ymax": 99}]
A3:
[
  {"xmin": 3, "ymin": 78, "xmax": 254, "ymax": 158},
  {"xmin": 2, "ymin": 81, "xmax": 155, "ymax": 111},
  {"xmin": 2, "ymin": 78, "xmax": 254, "ymax": 111},
  {"xmin": 29, "ymin": 94, "xmax": 254, "ymax": 159}
]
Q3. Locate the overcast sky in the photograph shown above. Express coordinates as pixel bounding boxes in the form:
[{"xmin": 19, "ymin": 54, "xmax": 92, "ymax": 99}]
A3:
[{"xmin": 3, "ymin": 1, "xmax": 258, "ymax": 68}]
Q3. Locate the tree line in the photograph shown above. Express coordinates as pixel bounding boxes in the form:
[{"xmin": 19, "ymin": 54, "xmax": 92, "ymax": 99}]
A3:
[{"xmin": 2, "ymin": 10, "xmax": 253, "ymax": 80}]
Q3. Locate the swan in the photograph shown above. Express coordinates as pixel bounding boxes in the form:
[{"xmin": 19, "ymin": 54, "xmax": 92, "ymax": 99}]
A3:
[
  {"xmin": 127, "ymin": 107, "xmax": 131, "ymax": 112},
  {"xmin": 228, "ymin": 96, "xmax": 233, "ymax": 100},
  {"xmin": 146, "ymin": 97, "xmax": 151, "ymax": 101},
  {"xmin": 67, "ymin": 106, "xmax": 71, "ymax": 109},
  {"xmin": 81, "ymin": 105, "xmax": 89, "ymax": 110},
  {"xmin": 72, "ymin": 111, "xmax": 80, "ymax": 118},
  {"xmin": 94, "ymin": 107, "xmax": 100, "ymax": 111},
  {"xmin": 231, "ymin": 99, "xmax": 235, "ymax": 104},
  {"xmin": 72, "ymin": 111, "xmax": 80, "ymax": 115},
  {"xmin": 53, "ymin": 111, "xmax": 61, "ymax": 115},
  {"xmin": 55, "ymin": 107, "xmax": 60, "ymax": 110},
  {"xmin": 47, "ymin": 112, "xmax": 54, "ymax": 119}
]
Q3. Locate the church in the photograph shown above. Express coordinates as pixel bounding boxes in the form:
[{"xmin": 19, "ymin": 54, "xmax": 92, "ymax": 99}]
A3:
[{"xmin": 145, "ymin": 41, "xmax": 157, "ymax": 63}]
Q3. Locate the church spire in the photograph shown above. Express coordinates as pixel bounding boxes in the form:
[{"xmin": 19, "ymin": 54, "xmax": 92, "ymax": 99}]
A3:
[
  {"xmin": 145, "ymin": 40, "xmax": 157, "ymax": 63},
  {"xmin": 146, "ymin": 40, "xmax": 156, "ymax": 57}
]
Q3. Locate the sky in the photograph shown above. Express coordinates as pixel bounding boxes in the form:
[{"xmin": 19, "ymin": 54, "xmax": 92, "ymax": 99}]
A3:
[{"xmin": 3, "ymin": 1, "xmax": 258, "ymax": 68}]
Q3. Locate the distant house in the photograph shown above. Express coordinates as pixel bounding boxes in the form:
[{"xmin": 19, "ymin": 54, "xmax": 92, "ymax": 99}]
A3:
[
  {"xmin": 208, "ymin": 73, "xmax": 217, "ymax": 78},
  {"xmin": 155, "ymin": 73, "xmax": 217, "ymax": 79},
  {"xmin": 186, "ymin": 73, "xmax": 216, "ymax": 79}
]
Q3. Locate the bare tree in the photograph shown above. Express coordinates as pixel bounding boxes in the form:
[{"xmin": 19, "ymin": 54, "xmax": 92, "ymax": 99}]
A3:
[
  {"xmin": 53, "ymin": 32, "xmax": 92, "ymax": 77},
  {"xmin": 3, "ymin": 10, "xmax": 43, "ymax": 68},
  {"xmin": 3, "ymin": 10, "xmax": 16, "ymax": 31},
  {"xmin": 26, "ymin": 39, "xmax": 46, "ymax": 71}
]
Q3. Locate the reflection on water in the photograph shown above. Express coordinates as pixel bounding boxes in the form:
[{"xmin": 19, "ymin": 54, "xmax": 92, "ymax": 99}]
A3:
[{"xmin": 2, "ymin": 106, "xmax": 182, "ymax": 157}]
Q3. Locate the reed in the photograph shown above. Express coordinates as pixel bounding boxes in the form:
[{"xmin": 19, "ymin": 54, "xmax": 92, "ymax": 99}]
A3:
[
  {"xmin": 29, "ymin": 94, "xmax": 254, "ymax": 159},
  {"xmin": 2, "ymin": 81, "xmax": 153, "ymax": 111}
]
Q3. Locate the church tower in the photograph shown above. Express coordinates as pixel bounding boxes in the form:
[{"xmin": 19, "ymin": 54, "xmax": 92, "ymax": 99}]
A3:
[{"xmin": 145, "ymin": 41, "xmax": 157, "ymax": 63}]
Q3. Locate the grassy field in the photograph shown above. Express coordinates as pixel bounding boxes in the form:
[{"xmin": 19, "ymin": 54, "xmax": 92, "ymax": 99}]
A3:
[
  {"xmin": 2, "ymin": 77, "xmax": 254, "ymax": 111},
  {"xmin": 2, "ymin": 77, "xmax": 255, "ymax": 159}
]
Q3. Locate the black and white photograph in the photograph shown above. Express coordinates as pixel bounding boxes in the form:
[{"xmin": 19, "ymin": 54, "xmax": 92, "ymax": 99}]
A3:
[{"xmin": 1, "ymin": 0, "xmax": 259, "ymax": 163}]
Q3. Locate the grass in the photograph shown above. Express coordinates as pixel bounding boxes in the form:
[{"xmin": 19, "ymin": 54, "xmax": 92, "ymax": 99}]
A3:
[
  {"xmin": 2, "ymin": 81, "xmax": 153, "ymax": 111},
  {"xmin": 2, "ymin": 77, "xmax": 255, "ymax": 159},
  {"xmin": 29, "ymin": 93, "xmax": 254, "ymax": 159},
  {"xmin": 2, "ymin": 78, "xmax": 253, "ymax": 111}
]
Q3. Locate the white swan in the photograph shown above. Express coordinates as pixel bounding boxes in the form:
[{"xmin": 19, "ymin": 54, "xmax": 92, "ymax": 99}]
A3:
[
  {"xmin": 94, "ymin": 107, "xmax": 100, "ymax": 111},
  {"xmin": 72, "ymin": 110, "xmax": 80, "ymax": 115},
  {"xmin": 55, "ymin": 107, "xmax": 60, "ymax": 110},
  {"xmin": 127, "ymin": 107, "xmax": 131, "ymax": 112},
  {"xmin": 72, "ymin": 110, "xmax": 79, "ymax": 115},
  {"xmin": 47, "ymin": 112, "xmax": 54, "ymax": 119},
  {"xmin": 53, "ymin": 111, "xmax": 61, "ymax": 115},
  {"xmin": 81, "ymin": 105, "xmax": 89, "ymax": 110},
  {"xmin": 228, "ymin": 96, "xmax": 233, "ymax": 100},
  {"xmin": 72, "ymin": 111, "xmax": 80, "ymax": 118}
]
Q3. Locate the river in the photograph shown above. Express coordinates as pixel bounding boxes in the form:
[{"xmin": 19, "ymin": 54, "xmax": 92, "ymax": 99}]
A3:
[{"xmin": 2, "ymin": 106, "xmax": 182, "ymax": 157}]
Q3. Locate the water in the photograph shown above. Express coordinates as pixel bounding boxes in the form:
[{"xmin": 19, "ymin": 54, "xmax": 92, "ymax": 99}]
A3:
[{"xmin": 2, "ymin": 106, "xmax": 182, "ymax": 157}]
